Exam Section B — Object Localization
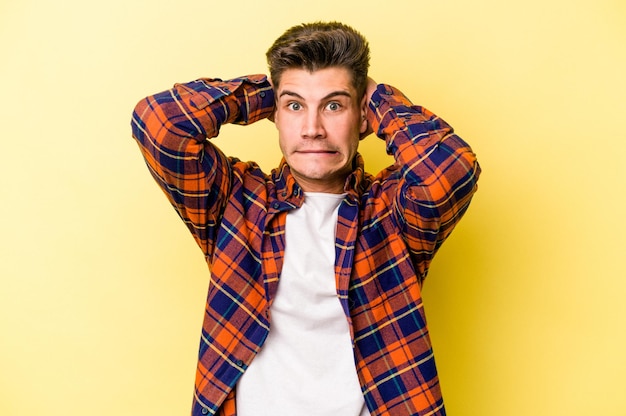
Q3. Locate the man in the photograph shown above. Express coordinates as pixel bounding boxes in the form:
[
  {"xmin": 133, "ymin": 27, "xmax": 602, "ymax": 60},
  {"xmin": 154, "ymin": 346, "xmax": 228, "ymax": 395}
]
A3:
[{"xmin": 132, "ymin": 21, "xmax": 480, "ymax": 416}]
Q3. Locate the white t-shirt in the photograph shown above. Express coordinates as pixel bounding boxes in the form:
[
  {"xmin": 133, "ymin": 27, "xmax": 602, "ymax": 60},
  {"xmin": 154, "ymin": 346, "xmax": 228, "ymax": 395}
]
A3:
[{"xmin": 236, "ymin": 192, "xmax": 370, "ymax": 416}]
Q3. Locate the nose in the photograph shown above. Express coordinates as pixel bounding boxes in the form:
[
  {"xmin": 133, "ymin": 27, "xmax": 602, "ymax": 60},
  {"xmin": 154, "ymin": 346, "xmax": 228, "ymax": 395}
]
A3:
[{"xmin": 301, "ymin": 110, "xmax": 325, "ymax": 139}]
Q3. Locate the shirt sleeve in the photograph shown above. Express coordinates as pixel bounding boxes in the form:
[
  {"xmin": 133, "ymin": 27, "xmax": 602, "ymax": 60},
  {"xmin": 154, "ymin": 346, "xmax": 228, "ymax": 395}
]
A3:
[
  {"xmin": 130, "ymin": 75, "xmax": 275, "ymax": 257},
  {"xmin": 368, "ymin": 84, "xmax": 481, "ymax": 281}
]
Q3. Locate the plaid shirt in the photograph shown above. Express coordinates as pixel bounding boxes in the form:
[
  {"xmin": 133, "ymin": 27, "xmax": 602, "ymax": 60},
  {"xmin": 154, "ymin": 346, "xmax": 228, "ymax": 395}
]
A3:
[{"xmin": 131, "ymin": 74, "xmax": 480, "ymax": 416}]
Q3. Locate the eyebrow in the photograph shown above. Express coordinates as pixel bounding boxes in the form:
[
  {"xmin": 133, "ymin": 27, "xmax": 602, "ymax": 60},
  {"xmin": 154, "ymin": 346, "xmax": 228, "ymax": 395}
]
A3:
[{"xmin": 278, "ymin": 90, "xmax": 353, "ymax": 101}]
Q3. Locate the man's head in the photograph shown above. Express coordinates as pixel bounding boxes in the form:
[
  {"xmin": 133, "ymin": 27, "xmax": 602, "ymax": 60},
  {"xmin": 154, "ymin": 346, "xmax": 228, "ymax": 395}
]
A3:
[
  {"xmin": 266, "ymin": 21, "xmax": 370, "ymax": 100},
  {"xmin": 267, "ymin": 22, "xmax": 372, "ymax": 194}
]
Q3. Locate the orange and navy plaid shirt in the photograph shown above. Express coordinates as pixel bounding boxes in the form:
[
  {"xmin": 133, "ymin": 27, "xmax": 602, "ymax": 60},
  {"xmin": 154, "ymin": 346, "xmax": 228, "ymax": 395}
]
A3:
[{"xmin": 131, "ymin": 74, "xmax": 480, "ymax": 416}]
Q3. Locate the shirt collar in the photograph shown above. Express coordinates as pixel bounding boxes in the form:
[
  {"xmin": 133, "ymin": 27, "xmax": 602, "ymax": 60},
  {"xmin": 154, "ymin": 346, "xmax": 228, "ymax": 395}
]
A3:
[{"xmin": 272, "ymin": 154, "xmax": 368, "ymax": 205}]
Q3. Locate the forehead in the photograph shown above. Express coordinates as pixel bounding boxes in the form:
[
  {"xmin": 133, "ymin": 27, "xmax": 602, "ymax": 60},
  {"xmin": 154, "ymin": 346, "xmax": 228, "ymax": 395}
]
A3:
[{"xmin": 277, "ymin": 67, "xmax": 357, "ymax": 100}]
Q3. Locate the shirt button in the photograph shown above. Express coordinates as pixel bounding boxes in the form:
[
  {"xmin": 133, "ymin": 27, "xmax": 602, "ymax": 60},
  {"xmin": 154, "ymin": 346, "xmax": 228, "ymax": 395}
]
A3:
[
  {"xmin": 260, "ymin": 91, "xmax": 266, "ymax": 98},
  {"xmin": 236, "ymin": 360, "xmax": 244, "ymax": 367},
  {"xmin": 272, "ymin": 202, "xmax": 280, "ymax": 209},
  {"xmin": 201, "ymin": 408, "xmax": 209, "ymax": 415}
]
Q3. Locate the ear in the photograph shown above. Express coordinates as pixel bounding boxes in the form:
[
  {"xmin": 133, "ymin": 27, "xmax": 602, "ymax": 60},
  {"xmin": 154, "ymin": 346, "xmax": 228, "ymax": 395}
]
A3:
[
  {"xmin": 359, "ymin": 76, "xmax": 377, "ymax": 138},
  {"xmin": 272, "ymin": 108, "xmax": 279, "ymax": 128},
  {"xmin": 359, "ymin": 111, "xmax": 368, "ymax": 135},
  {"xmin": 359, "ymin": 94, "xmax": 369, "ymax": 136}
]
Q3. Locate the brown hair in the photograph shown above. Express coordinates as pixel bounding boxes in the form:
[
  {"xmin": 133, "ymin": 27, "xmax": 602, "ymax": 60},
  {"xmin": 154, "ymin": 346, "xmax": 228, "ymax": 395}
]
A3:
[{"xmin": 266, "ymin": 21, "xmax": 370, "ymax": 98}]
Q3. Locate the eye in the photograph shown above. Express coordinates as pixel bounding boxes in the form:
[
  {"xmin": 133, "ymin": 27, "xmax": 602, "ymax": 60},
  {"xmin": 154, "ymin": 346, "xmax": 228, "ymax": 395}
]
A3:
[
  {"xmin": 287, "ymin": 102, "xmax": 302, "ymax": 111},
  {"xmin": 326, "ymin": 101, "xmax": 341, "ymax": 111}
]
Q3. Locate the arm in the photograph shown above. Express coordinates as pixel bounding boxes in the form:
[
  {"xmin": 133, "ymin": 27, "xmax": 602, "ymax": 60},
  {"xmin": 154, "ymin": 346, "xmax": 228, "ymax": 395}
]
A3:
[
  {"xmin": 365, "ymin": 79, "xmax": 481, "ymax": 280},
  {"xmin": 131, "ymin": 75, "xmax": 275, "ymax": 257}
]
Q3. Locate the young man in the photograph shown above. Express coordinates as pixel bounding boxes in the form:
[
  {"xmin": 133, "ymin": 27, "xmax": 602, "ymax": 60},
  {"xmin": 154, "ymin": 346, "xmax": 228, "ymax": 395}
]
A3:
[{"xmin": 132, "ymin": 21, "xmax": 480, "ymax": 416}]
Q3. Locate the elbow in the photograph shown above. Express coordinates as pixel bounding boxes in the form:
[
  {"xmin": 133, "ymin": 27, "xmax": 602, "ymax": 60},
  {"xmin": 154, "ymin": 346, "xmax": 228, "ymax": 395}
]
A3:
[
  {"xmin": 445, "ymin": 134, "xmax": 481, "ymax": 197},
  {"xmin": 465, "ymin": 151, "xmax": 481, "ymax": 196},
  {"xmin": 131, "ymin": 97, "xmax": 151, "ymax": 144},
  {"xmin": 453, "ymin": 152, "xmax": 481, "ymax": 205}
]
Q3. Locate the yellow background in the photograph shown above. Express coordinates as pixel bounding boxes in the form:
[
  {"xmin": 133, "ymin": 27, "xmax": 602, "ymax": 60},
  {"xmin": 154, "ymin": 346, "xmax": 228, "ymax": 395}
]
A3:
[{"xmin": 1, "ymin": 0, "xmax": 625, "ymax": 414}]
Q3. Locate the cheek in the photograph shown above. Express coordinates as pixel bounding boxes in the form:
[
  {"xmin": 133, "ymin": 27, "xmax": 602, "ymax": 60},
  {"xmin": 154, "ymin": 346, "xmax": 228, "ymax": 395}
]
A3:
[
  {"xmin": 276, "ymin": 122, "xmax": 294, "ymax": 154},
  {"xmin": 275, "ymin": 110, "xmax": 294, "ymax": 135},
  {"xmin": 346, "ymin": 119, "xmax": 363, "ymax": 144},
  {"xmin": 277, "ymin": 130, "xmax": 287, "ymax": 154},
  {"xmin": 350, "ymin": 137, "xmax": 360, "ymax": 157}
]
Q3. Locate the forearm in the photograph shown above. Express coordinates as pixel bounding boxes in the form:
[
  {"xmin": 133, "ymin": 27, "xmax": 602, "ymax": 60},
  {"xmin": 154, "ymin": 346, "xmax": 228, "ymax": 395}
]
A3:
[
  {"xmin": 367, "ymin": 84, "xmax": 481, "ymax": 267},
  {"xmin": 131, "ymin": 74, "xmax": 274, "ymax": 153},
  {"xmin": 130, "ymin": 75, "xmax": 275, "ymax": 254}
]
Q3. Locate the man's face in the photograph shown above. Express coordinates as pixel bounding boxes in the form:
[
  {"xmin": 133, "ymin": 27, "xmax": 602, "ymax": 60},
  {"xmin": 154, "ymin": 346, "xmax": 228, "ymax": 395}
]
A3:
[{"xmin": 274, "ymin": 67, "xmax": 367, "ymax": 194}]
